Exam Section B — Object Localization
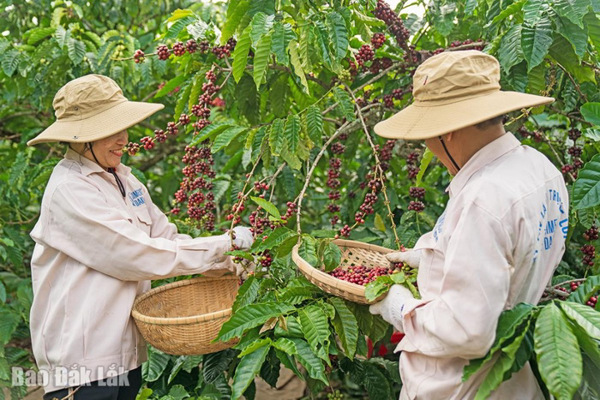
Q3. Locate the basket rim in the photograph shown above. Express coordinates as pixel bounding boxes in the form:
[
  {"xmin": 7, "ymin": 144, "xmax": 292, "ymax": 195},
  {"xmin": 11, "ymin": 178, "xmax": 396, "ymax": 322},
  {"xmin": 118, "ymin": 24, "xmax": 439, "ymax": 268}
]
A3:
[
  {"xmin": 292, "ymin": 238, "xmax": 393, "ymax": 302},
  {"xmin": 132, "ymin": 275, "xmax": 237, "ymax": 326}
]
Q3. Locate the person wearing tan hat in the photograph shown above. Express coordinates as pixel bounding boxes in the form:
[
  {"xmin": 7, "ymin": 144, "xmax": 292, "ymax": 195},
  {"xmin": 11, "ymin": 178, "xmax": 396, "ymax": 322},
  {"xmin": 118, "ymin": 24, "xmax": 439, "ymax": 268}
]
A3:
[
  {"xmin": 27, "ymin": 74, "xmax": 254, "ymax": 399},
  {"xmin": 369, "ymin": 51, "xmax": 568, "ymax": 399}
]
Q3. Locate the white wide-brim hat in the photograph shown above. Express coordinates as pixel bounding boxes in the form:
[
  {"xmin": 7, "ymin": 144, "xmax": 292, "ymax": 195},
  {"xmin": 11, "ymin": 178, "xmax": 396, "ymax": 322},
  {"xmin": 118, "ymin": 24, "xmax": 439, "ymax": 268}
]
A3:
[
  {"xmin": 28, "ymin": 74, "xmax": 164, "ymax": 146},
  {"xmin": 374, "ymin": 50, "xmax": 554, "ymax": 140}
]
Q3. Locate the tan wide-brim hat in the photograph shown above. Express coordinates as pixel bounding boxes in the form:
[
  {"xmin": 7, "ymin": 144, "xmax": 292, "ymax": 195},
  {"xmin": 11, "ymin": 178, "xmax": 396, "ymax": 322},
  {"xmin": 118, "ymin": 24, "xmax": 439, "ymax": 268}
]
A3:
[
  {"xmin": 374, "ymin": 50, "xmax": 554, "ymax": 140},
  {"xmin": 27, "ymin": 74, "xmax": 164, "ymax": 146}
]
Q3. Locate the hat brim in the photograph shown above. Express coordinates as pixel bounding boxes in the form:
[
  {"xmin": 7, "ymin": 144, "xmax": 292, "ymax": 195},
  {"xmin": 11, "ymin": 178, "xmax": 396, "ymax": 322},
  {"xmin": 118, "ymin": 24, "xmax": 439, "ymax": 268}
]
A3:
[
  {"xmin": 373, "ymin": 91, "xmax": 554, "ymax": 140},
  {"xmin": 27, "ymin": 101, "xmax": 164, "ymax": 146}
]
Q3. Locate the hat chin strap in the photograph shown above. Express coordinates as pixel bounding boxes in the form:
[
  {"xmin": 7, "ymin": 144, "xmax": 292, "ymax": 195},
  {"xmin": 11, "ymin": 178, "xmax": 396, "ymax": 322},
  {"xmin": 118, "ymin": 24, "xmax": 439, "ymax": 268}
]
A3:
[{"xmin": 438, "ymin": 136, "xmax": 461, "ymax": 172}]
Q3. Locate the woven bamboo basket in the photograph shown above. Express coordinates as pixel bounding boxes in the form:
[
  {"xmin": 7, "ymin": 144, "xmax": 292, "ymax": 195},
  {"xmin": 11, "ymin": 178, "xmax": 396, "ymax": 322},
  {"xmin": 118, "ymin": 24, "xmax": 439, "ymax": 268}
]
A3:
[
  {"xmin": 132, "ymin": 275, "xmax": 239, "ymax": 355},
  {"xmin": 292, "ymin": 239, "xmax": 393, "ymax": 304}
]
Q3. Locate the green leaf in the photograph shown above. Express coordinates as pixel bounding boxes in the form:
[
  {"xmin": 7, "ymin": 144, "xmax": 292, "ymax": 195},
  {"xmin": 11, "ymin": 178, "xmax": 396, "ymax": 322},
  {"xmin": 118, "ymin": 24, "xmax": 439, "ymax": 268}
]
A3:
[
  {"xmin": 474, "ymin": 317, "xmax": 533, "ymax": 399},
  {"xmin": 465, "ymin": 0, "xmax": 479, "ymax": 15},
  {"xmin": 568, "ymin": 275, "xmax": 600, "ymax": 304},
  {"xmin": 165, "ymin": 15, "xmax": 197, "ymax": 40},
  {"xmin": 250, "ymin": 196, "xmax": 281, "ymax": 219},
  {"xmin": 534, "ymin": 302, "xmax": 582, "ymax": 400},
  {"xmin": 556, "ymin": 15, "xmax": 589, "ymax": 60},
  {"xmin": 560, "ymin": 301, "xmax": 600, "ymax": 340},
  {"xmin": 233, "ymin": 275, "xmax": 261, "ymax": 312},
  {"xmin": 0, "ymin": 282, "xmax": 6, "ymax": 304},
  {"xmin": 211, "ymin": 126, "xmax": 247, "ymax": 153},
  {"xmin": 272, "ymin": 337, "xmax": 298, "ymax": 355},
  {"xmin": 305, "ymin": 105, "xmax": 323, "ymax": 146},
  {"xmin": 0, "ymin": 310, "xmax": 20, "ymax": 346},
  {"xmin": 585, "ymin": 12, "xmax": 600, "ymax": 50},
  {"xmin": 333, "ymin": 87, "xmax": 355, "ymax": 121},
  {"xmin": 288, "ymin": 40, "xmax": 309, "ymax": 92},
  {"xmin": 573, "ymin": 153, "xmax": 600, "ymax": 209},
  {"xmin": 327, "ymin": 11, "xmax": 349, "ymax": 61},
  {"xmin": 549, "ymin": 34, "xmax": 596, "ymax": 83},
  {"xmin": 581, "ymin": 103, "xmax": 600, "ymax": 126},
  {"xmin": 521, "ymin": 17, "xmax": 552, "ymax": 71},
  {"xmin": 363, "ymin": 362, "xmax": 393, "ymax": 399},
  {"xmin": 9, "ymin": 152, "xmax": 27, "ymax": 187},
  {"xmin": 284, "ymin": 114, "xmax": 301, "ymax": 154},
  {"xmin": 143, "ymin": 349, "xmax": 171, "ymax": 382},
  {"xmin": 27, "ymin": 27, "xmax": 56, "ymax": 45},
  {"xmin": 373, "ymin": 213, "xmax": 386, "ymax": 232},
  {"xmin": 298, "ymin": 305, "xmax": 331, "ymax": 361},
  {"xmin": 253, "ymin": 227, "xmax": 298, "ymax": 253},
  {"xmin": 463, "ymin": 303, "xmax": 534, "ymax": 382},
  {"xmin": 232, "ymin": 25, "xmax": 252, "ymax": 83},
  {"xmin": 553, "ymin": 0, "xmax": 590, "ymax": 28},
  {"xmin": 238, "ymin": 338, "xmax": 272, "ymax": 357},
  {"xmin": 272, "ymin": 22, "xmax": 295, "ymax": 65},
  {"xmin": 231, "ymin": 344, "xmax": 270, "ymax": 400},
  {"xmin": 329, "ymin": 298, "xmax": 359, "ymax": 358},
  {"xmin": 498, "ymin": 24, "xmax": 524, "ymax": 72},
  {"xmin": 155, "ymin": 75, "xmax": 187, "ymax": 98},
  {"xmin": 298, "ymin": 235, "xmax": 318, "ymax": 267},
  {"xmin": 253, "ymin": 32, "xmax": 273, "ymax": 89},
  {"xmin": 364, "ymin": 276, "xmax": 393, "ymax": 302},
  {"xmin": 288, "ymin": 338, "xmax": 328, "ymax": 384},
  {"xmin": 168, "ymin": 8, "xmax": 194, "ymax": 22},
  {"xmin": 217, "ymin": 302, "xmax": 295, "ymax": 342},
  {"xmin": 522, "ymin": 0, "xmax": 544, "ymax": 24},
  {"xmin": 203, "ymin": 350, "xmax": 235, "ymax": 383},
  {"xmin": 323, "ymin": 241, "xmax": 342, "ymax": 272},
  {"xmin": 415, "ymin": 148, "xmax": 434, "ymax": 187},
  {"xmin": 221, "ymin": 0, "xmax": 250, "ymax": 44},
  {"xmin": 2, "ymin": 49, "xmax": 20, "ymax": 77},
  {"xmin": 250, "ymin": 13, "xmax": 275, "ymax": 45},
  {"xmin": 269, "ymin": 118, "xmax": 285, "ymax": 156}
]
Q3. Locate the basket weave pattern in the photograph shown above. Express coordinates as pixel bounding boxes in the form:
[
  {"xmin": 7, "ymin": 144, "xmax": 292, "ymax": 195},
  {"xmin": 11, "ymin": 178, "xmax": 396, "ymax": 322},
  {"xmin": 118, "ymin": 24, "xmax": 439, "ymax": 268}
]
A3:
[
  {"xmin": 292, "ymin": 239, "xmax": 392, "ymax": 304},
  {"xmin": 132, "ymin": 275, "xmax": 239, "ymax": 355}
]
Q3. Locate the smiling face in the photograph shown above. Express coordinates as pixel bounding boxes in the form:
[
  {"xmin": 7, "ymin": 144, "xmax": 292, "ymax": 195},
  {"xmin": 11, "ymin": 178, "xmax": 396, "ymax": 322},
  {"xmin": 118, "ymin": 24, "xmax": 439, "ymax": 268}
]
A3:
[{"xmin": 76, "ymin": 130, "xmax": 128, "ymax": 170}]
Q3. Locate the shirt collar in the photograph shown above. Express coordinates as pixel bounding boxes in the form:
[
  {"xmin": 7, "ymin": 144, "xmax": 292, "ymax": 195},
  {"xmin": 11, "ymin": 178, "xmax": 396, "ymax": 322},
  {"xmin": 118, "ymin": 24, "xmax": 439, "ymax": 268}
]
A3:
[
  {"xmin": 64, "ymin": 148, "xmax": 131, "ymax": 177},
  {"xmin": 447, "ymin": 132, "xmax": 521, "ymax": 197}
]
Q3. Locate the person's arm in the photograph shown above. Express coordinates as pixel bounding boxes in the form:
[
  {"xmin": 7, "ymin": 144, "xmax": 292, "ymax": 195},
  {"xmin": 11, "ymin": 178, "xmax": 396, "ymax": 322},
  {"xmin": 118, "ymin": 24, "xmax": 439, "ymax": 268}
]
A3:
[
  {"xmin": 42, "ymin": 179, "xmax": 235, "ymax": 281},
  {"xmin": 398, "ymin": 203, "xmax": 512, "ymax": 359}
]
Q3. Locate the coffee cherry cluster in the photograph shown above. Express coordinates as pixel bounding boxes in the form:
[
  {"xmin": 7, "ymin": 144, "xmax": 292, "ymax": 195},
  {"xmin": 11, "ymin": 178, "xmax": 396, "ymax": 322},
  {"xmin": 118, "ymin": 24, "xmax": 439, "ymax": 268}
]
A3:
[
  {"xmin": 584, "ymin": 225, "xmax": 599, "ymax": 241},
  {"xmin": 517, "ymin": 126, "xmax": 543, "ymax": 142},
  {"xmin": 212, "ymin": 38, "xmax": 237, "ymax": 59},
  {"xmin": 383, "ymin": 87, "xmax": 411, "ymax": 108},
  {"xmin": 139, "ymin": 136, "xmax": 155, "ymax": 150},
  {"xmin": 369, "ymin": 57, "xmax": 393, "ymax": 75},
  {"xmin": 125, "ymin": 142, "xmax": 141, "ymax": 156},
  {"xmin": 173, "ymin": 144, "xmax": 216, "ymax": 230},
  {"xmin": 172, "ymin": 41, "xmax": 185, "ymax": 56},
  {"xmin": 371, "ymin": 32, "xmax": 386, "ymax": 49},
  {"xmin": 133, "ymin": 49, "xmax": 145, "ymax": 63},
  {"xmin": 407, "ymin": 186, "xmax": 425, "ymax": 212},
  {"xmin": 581, "ymin": 244, "xmax": 596, "ymax": 266},
  {"xmin": 326, "ymin": 389, "xmax": 343, "ymax": 400},
  {"xmin": 406, "ymin": 151, "xmax": 420, "ymax": 180},
  {"xmin": 156, "ymin": 44, "xmax": 170, "ymax": 60},
  {"xmin": 556, "ymin": 280, "xmax": 598, "ymax": 308},
  {"xmin": 356, "ymin": 44, "xmax": 375, "ymax": 66},
  {"xmin": 373, "ymin": 0, "xmax": 412, "ymax": 55},
  {"xmin": 328, "ymin": 265, "xmax": 399, "ymax": 285}
]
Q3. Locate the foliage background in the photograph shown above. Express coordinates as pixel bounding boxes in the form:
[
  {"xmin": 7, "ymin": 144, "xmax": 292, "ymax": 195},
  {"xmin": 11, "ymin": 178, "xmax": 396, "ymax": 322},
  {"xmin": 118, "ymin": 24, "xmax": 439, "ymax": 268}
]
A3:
[{"xmin": 2, "ymin": 0, "xmax": 600, "ymax": 399}]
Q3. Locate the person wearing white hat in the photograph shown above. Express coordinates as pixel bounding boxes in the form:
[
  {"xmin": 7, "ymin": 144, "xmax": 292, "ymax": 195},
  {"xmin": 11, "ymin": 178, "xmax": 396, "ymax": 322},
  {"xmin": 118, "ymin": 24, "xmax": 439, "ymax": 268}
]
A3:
[
  {"xmin": 369, "ymin": 51, "xmax": 568, "ymax": 399},
  {"xmin": 27, "ymin": 74, "xmax": 253, "ymax": 400}
]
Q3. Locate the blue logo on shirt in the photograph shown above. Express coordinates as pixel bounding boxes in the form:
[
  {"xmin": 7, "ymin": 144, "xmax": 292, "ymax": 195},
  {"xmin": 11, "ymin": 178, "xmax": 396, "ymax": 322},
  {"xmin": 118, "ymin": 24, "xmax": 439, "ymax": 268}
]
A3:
[{"xmin": 128, "ymin": 188, "xmax": 146, "ymax": 207}]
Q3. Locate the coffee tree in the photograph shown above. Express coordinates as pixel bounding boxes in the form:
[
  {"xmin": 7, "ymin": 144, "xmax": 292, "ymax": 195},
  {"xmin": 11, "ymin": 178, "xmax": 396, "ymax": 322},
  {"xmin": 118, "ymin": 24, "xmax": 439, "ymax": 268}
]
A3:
[{"xmin": 3, "ymin": 0, "xmax": 600, "ymax": 399}]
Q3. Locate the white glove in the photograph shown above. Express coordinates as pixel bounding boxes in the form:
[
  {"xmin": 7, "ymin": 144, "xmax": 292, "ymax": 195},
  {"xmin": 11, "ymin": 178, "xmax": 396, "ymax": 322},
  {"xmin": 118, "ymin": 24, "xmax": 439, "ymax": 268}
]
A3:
[
  {"xmin": 369, "ymin": 284, "xmax": 415, "ymax": 332},
  {"xmin": 231, "ymin": 226, "xmax": 254, "ymax": 250},
  {"xmin": 386, "ymin": 248, "xmax": 421, "ymax": 268}
]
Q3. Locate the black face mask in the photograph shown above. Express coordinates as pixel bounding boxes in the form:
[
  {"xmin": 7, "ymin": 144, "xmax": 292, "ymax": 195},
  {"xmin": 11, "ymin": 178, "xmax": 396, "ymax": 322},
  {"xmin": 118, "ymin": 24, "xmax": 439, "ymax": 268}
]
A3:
[
  {"xmin": 438, "ymin": 136, "xmax": 461, "ymax": 172},
  {"xmin": 88, "ymin": 143, "xmax": 126, "ymax": 198}
]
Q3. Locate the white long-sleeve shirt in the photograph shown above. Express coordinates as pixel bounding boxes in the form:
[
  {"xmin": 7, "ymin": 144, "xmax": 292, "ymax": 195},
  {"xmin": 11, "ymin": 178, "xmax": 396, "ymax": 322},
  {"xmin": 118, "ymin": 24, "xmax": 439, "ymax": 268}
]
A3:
[
  {"xmin": 29, "ymin": 149, "xmax": 235, "ymax": 393},
  {"xmin": 396, "ymin": 133, "xmax": 568, "ymax": 399}
]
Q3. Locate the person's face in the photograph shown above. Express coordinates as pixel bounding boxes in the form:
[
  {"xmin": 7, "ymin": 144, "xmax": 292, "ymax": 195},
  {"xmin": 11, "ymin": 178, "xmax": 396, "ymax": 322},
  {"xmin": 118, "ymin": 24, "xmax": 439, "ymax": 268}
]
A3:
[{"xmin": 88, "ymin": 130, "xmax": 128, "ymax": 169}]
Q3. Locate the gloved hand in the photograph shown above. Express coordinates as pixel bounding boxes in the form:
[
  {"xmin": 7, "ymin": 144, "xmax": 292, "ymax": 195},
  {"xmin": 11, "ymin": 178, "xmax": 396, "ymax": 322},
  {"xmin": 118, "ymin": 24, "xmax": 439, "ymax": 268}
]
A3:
[
  {"xmin": 231, "ymin": 226, "xmax": 254, "ymax": 250},
  {"xmin": 369, "ymin": 284, "xmax": 415, "ymax": 332},
  {"xmin": 386, "ymin": 248, "xmax": 421, "ymax": 269}
]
